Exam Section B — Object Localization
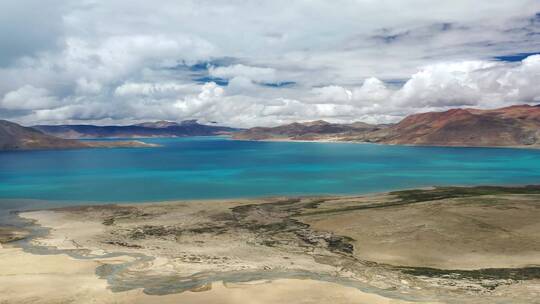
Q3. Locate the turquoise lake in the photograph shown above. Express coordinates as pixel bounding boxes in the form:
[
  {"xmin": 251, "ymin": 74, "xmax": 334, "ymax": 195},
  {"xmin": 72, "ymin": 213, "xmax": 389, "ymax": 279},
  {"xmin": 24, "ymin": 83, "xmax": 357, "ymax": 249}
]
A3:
[{"xmin": 1, "ymin": 136, "xmax": 540, "ymax": 207}]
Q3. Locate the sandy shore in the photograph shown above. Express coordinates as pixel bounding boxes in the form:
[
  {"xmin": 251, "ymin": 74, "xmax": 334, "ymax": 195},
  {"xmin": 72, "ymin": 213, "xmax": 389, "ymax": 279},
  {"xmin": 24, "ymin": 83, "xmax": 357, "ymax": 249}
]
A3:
[
  {"xmin": 0, "ymin": 245, "xmax": 427, "ymax": 304},
  {"xmin": 232, "ymin": 136, "xmax": 540, "ymax": 149},
  {"xmin": 0, "ymin": 246, "xmax": 420, "ymax": 304},
  {"xmin": 2, "ymin": 186, "xmax": 540, "ymax": 303}
]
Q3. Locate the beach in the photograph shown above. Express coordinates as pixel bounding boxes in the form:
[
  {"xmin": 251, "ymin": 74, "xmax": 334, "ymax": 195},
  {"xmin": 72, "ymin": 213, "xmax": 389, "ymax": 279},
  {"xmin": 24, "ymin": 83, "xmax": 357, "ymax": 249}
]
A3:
[
  {"xmin": 1, "ymin": 246, "xmax": 419, "ymax": 304},
  {"xmin": 1, "ymin": 186, "xmax": 540, "ymax": 303}
]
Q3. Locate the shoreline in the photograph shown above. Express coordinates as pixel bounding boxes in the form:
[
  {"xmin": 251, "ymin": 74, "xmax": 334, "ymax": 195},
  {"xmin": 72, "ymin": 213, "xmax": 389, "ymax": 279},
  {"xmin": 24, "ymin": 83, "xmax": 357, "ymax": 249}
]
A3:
[
  {"xmin": 1, "ymin": 198, "xmax": 430, "ymax": 304},
  {"xmin": 231, "ymin": 136, "xmax": 540, "ymax": 150},
  {"xmin": 5, "ymin": 134, "xmax": 540, "ymax": 153},
  {"xmin": 2, "ymin": 185, "xmax": 540, "ymax": 303},
  {"xmin": 3, "ymin": 182, "xmax": 540, "ymax": 206}
]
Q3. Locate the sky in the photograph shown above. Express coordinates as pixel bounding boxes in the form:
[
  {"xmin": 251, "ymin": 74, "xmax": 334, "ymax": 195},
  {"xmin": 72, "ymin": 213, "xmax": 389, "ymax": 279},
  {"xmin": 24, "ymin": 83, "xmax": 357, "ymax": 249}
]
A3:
[{"xmin": 0, "ymin": 0, "xmax": 539, "ymax": 127}]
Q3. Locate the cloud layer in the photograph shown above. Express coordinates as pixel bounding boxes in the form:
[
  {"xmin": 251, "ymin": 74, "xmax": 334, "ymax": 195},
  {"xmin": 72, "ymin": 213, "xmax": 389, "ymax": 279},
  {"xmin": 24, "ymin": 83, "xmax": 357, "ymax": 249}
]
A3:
[{"xmin": 0, "ymin": 0, "xmax": 539, "ymax": 126}]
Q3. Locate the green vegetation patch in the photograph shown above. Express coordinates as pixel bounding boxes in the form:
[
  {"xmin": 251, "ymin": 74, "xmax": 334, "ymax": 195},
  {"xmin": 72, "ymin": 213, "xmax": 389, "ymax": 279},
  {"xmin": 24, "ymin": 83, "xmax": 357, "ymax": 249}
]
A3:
[
  {"xmin": 391, "ymin": 185, "xmax": 540, "ymax": 204},
  {"xmin": 398, "ymin": 266, "xmax": 540, "ymax": 281},
  {"xmin": 300, "ymin": 185, "xmax": 540, "ymax": 216}
]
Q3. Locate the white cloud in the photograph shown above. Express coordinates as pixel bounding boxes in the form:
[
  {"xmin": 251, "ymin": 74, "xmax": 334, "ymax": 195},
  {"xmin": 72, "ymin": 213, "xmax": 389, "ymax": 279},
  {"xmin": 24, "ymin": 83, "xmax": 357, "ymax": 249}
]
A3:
[
  {"xmin": 209, "ymin": 64, "xmax": 277, "ymax": 83},
  {"xmin": 310, "ymin": 86, "xmax": 352, "ymax": 104},
  {"xmin": 394, "ymin": 61, "xmax": 493, "ymax": 108},
  {"xmin": 76, "ymin": 78, "xmax": 102, "ymax": 95},
  {"xmin": 114, "ymin": 82, "xmax": 197, "ymax": 97},
  {"xmin": 1, "ymin": 85, "xmax": 60, "ymax": 110},
  {"xmin": 7, "ymin": 55, "xmax": 540, "ymax": 127},
  {"xmin": 173, "ymin": 82, "xmax": 224, "ymax": 116},
  {"xmin": 226, "ymin": 76, "xmax": 257, "ymax": 95},
  {"xmin": 1, "ymin": 1, "xmax": 539, "ymax": 126},
  {"xmin": 496, "ymin": 55, "xmax": 540, "ymax": 102},
  {"xmin": 352, "ymin": 78, "xmax": 391, "ymax": 103},
  {"xmin": 393, "ymin": 56, "xmax": 540, "ymax": 109}
]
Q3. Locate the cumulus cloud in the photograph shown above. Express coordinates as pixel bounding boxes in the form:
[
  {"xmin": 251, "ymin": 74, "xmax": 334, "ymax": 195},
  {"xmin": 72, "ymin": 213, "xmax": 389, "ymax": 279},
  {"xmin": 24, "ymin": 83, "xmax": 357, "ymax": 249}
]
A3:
[
  {"xmin": 394, "ymin": 56, "xmax": 540, "ymax": 109},
  {"xmin": 209, "ymin": 64, "xmax": 277, "ymax": 83},
  {"xmin": 114, "ymin": 82, "xmax": 198, "ymax": 98},
  {"xmin": 1, "ymin": 85, "xmax": 60, "ymax": 110},
  {"xmin": 0, "ymin": 0, "xmax": 539, "ymax": 126},
  {"xmin": 310, "ymin": 86, "xmax": 352, "ymax": 104},
  {"xmin": 0, "ymin": 0, "xmax": 66, "ymax": 66},
  {"xmin": 394, "ymin": 61, "xmax": 494, "ymax": 108},
  {"xmin": 496, "ymin": 55, "xmax": 540, "ymax": 102},
  {"xmin": 352, "ymin": 78, "xmax": 391, "ymax": 103},
  {"xmin": 6, "ymin": 55, "xmax": 540, "ymax": 127},
  {"xmin": 76, "ymin": 78, "xmax": 102, "ymax": 95}
]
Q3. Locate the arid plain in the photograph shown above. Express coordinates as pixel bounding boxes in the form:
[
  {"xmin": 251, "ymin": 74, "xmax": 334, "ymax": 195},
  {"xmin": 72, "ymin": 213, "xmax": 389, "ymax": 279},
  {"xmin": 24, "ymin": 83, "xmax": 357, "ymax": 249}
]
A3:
[{"xmin": 1, "ymin": 186, "xmax": 539, "ymax": 303}]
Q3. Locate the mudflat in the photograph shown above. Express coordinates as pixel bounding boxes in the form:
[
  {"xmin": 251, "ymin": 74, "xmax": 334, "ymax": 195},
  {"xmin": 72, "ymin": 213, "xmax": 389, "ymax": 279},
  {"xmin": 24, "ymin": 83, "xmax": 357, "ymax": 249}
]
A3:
[
  {"xmin": 0, "ymin": 226, "xmax": 29, "ymax": 243},
  {"xmin": 1, "ymin": 186, "xmax": 540, "ymax": 303},
  {"xmin": 1, "ymin": 247, "xmax": 414, "ymax": 304}
]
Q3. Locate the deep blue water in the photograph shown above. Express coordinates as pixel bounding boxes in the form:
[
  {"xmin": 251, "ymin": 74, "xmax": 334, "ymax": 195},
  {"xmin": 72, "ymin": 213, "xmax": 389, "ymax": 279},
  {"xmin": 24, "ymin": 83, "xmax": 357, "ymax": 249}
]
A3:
[{"xmin": 1, "ymin": 137, "xmax": 540, "ymax": 206}]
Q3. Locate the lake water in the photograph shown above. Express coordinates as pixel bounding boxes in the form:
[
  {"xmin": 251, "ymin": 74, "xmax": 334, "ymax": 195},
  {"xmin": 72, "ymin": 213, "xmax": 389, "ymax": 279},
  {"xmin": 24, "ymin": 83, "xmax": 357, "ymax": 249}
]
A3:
[{"xmin": 1, "ymin": 137, "xmax": 540, "ymax": 206}]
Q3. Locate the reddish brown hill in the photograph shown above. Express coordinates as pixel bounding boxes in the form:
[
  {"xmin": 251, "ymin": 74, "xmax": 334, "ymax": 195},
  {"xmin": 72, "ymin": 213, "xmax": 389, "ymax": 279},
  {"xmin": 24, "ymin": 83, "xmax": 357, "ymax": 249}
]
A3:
[
  {"xmin": 0, "ymin": 120, "xmax": 87, "ymax": 150},
  {"xmin": 0, "ymin": 120, "xmax": 156, "ymax": 150},
  {"xmin": 234, "ymin": 105, "xmax": 540, "ymax": 147},
  {"xmin": 376, "ymin": 105, "xmax": 540, "ymax": 146},
  {"xmin": 233, "ymin": 120, "xmax": 386, "ymax": 141}
]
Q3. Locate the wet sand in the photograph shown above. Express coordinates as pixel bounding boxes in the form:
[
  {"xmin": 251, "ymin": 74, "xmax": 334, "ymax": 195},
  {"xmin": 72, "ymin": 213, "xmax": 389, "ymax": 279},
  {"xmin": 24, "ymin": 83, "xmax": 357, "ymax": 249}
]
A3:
[{"xmin": 0, "ymin": 247, "xmax": 418, "ymax": 304}]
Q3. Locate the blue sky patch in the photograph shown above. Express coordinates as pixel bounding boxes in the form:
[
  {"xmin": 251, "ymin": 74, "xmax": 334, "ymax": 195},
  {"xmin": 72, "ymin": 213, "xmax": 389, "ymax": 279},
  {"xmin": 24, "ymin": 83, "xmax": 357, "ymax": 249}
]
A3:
[
  {"xmin": 494, "ymin": 52, "xmax": 540, "ymax": 62},
  {"xmin": 165, "ymin": 57, "xmax": 237, "ymax": 72},
  {"xmin": 261, "ymin": 81, "xmax": 296, "ymax": 88},
  {"xmin": 371, "ymin": 30, "xmax": 410, "ymax": 43},
  {"xmin": 193, "ymin": 76, "xmax": 229, "ymax": 86},
  {"xmin": 383, "ymin": 79, "xmax": 407, "ymax": 88}
]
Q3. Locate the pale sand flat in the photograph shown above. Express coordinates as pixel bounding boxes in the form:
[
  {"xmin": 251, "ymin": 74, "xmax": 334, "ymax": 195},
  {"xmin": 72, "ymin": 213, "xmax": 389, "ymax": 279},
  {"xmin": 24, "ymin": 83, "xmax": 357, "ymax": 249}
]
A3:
[{"xmin": 0, "ymin": 247, "xmax": 422, "ymax": 304}]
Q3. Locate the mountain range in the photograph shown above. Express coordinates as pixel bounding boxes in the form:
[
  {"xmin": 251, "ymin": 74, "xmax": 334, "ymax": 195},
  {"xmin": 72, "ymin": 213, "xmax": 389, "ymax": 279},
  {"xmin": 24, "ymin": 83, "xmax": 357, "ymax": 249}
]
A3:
[
  {"xmin": 3, "ymin": 104, "xmax": 540, "ymax": 150},
  {"xmin": 233, "ymin": 120, "xmax": 390, "ymax": 141},
  {"xmin": 0, "ymin": 120, "xmax": 155, "ymax": 150},
  {"xmin": 33, "ymin": 120, "xmax": 239, "ymax": 139},
  {"xmin": 233, "ymin": 104, "xmax": 540, "ymax": 147}
]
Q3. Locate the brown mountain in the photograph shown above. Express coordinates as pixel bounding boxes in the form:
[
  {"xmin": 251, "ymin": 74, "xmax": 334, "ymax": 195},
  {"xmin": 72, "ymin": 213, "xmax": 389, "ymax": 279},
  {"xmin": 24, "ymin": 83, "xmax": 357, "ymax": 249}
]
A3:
[
  {"xmin": 134, "ymin": 120, "xmax": 181, "ymax": 128},
  {"xmin": 233, "ymin": 120, "xmax": 387, "ymax": 141},
  {"xmin": 0, "ymin": 120, "xmax": 156, "ymax": 151},
  {"xmin": 234, "ymin": 105, "xmax": 540, "ymax": 147},
  {"xmin": 373, "ymin": 105, "xmax": 540, "ymax": 147},
  {"xmin": 33, "ymin": 120, "xmax": 239, "ymax": 139}
]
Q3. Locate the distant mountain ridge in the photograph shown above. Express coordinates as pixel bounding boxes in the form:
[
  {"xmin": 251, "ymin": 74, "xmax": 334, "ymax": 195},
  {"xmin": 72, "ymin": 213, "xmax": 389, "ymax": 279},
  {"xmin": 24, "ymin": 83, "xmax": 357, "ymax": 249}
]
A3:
[
  {"xmin": 233, "ymin": 120, "xmax": 389, "ymax": 141},
  {"xmin": 134, "ymin": 120, "xmax": 182, "ymax": 128},
  {"xmin": 0, "ymin": 120, "xmax": 155, "ymax": 150},
  {"xmin": 34, "ymin": 120, "xmax": 239, "ymax": 139},
  {"xmin": 233, "ymin": 104, "xmax": 540, "ymax": 147},
  {"xmin": 6, "ymin": 105, "xmax": 540, "ymax": 149}
]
